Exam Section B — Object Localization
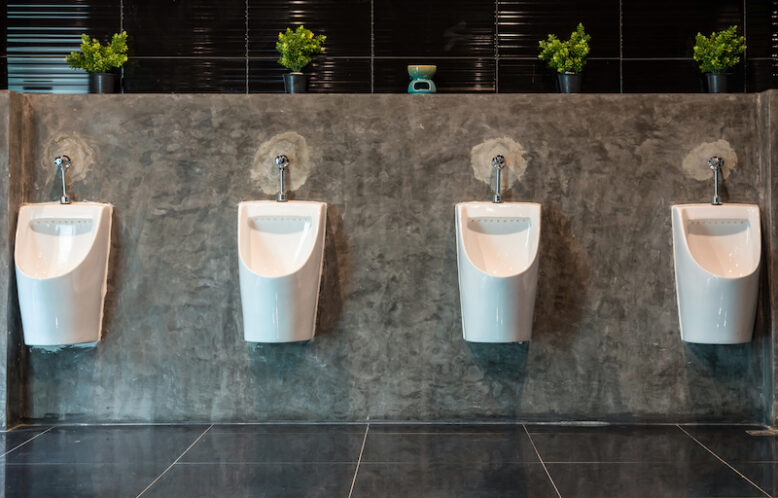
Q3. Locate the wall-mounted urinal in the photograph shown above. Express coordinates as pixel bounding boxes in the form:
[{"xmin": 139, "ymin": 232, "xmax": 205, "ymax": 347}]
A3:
[
  {"xmin": 456, "ymin": 201, "xmax": 541, "ymax": 342},
  {"xmin": 671, "ymin": 203, "xmax": 761, "ymax": 344},
  {"xmin": 238, "ymin": 155, "xmax": 326, "ymax": 342},
  {"xmin": 15, "ymin": 201, "xmax": 113, "ymax": 346},
  {"xmin": 238, "ymin": 200, "xmax": 327, "ymax": 342}
]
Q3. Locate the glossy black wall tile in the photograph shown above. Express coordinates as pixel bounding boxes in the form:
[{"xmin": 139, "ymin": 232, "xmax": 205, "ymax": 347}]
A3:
[
  {"xmin": 747, "ymin": 59, "xmax": 776, "ymax": 92},
  {"xmin": 374, "ymin": 0, "xmax": 495, "ymax": 57},
  {"xmin": 497, "ymin": 0, "xmax": 619, "ymax": 58},
  {"xmin": 124, "ymin": 0, "xmax": 245, "ymax": 57},
  {"xmin": 0, "ymin": 2, "xmax": 5, "ymax": 90},
  {"xmin": 374, "ymin": 58, "xmax": 495, "ymax": 92},
  {"xmin": 7, "ymin": 1, "xmax": 120, "ymax": 93},
  {"xmin": 249, "ymin": 57, "xmax": 371, "ymax": 92},
  {"xmin": 123, "ymin": 58, "xmax": 246, "ymax": 93},
  {"xmin": 623, "ymin": 0, "xmax": 744, "ymax": 58},
  {"xmin": 3, "ymin": 0, "xmax": 777, "ymax": 93},
  {"xmin": 497, "ymin": 60, "xmax": 550, "ymax": 92},
  {"xmin": 622, "ymin": 60, "xmax": 708, "ymax": 93},
  {"xmin": 499, "ymin": 59, "xmax": 620, "ymax": 92},
  {"xmin": 746, "ymin": 0, "xmax": 775, "ymax": 58},
  {"xmin": 248, "ymin": 0, "xmax": 370, "ymax": 57}
]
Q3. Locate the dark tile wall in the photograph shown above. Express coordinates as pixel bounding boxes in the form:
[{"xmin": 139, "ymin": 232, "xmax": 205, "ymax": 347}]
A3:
[{"xmin": 4, "ymin": 1, "xmax": 778, "ymax": 93}]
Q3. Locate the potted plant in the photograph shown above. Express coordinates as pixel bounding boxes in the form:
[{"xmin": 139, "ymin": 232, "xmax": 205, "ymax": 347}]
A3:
[
  {"xmin": 65, "ymin": 32, "xmax": 128, "ymax": 94},
  {"xmin": 276, "ymin": 26, "xmax": 326, "ymax": 93},
  {"xmin": 538, "ymin": 23, "xmax": 590, "ymax": 93},
  {"xmin": 693, "ymin": 25, "xmax": 746, "ymax": 93}
]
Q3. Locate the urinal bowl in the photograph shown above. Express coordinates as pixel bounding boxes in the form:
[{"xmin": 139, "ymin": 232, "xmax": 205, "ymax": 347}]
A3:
[
  {"xmin": 14, "ymin": 202, "xmax": 113, "ymax": 346},
  {"xmin": 456, "ymin": 202, "xmax": 541, "ymax": 342},
  {"xmin": 671, "ymin": 204, "xmax": 761, "ymax": 344},
  {"xmin": 238, "ymin": 201, "xmax": 327, "ymax": 343}
]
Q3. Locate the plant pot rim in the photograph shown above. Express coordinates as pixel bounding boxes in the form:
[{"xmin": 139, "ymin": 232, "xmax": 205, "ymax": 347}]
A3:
[
  {"xmin": 287, "ymin": 71, "xmax": 304, "ymax": 75},
  {"xmin": 561, "ymin": 71, "xmax": 581, "ymax": 75},
  {"xmin": 705, "ymin": 72, "xmax": 733, "ymax": 76}
]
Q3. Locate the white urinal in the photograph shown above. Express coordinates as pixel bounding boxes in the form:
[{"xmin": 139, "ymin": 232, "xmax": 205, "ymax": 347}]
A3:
[
  {"xmin": 238, "ymin": 201, "xmax": 327, "ymax": 342},
  {"xmin": 456, "ymin": 202, "xmax": 541, "ymax": 342},
  {"xmin": 15, "ymin": 202, "xmax": 113, "ymax": 346},
  {"xmin": 671, "ymin": 203, "xmax": 761, "ymax": 344}
]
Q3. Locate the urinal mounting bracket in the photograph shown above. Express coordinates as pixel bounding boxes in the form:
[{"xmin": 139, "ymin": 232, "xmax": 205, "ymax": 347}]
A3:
[
  {"xmin": 54, "ymin": 155, "xmax": 71, "ymax": 204},
  {"xmin": 275, "ymin": 154, "xmax": 289, "ymax": 202},
  {"xmin": 492, "ymin": 155, "xmax": 506, "ymax": 203},
  {"xmin": 709, "ymin": 156, "xmax": 723, "ymax": 206}
]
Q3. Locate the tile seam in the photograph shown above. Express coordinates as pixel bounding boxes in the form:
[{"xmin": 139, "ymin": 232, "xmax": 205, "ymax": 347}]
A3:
[
  {"xmin": 347, "ymin": 424, "xmax": 369, "ymax": 498},
  {"xmin": 370, "ymin": 0, "xmax": 374, "ymax": 93},
  {"xmin": 523, "ymin": 424, "xmax": 562, "ymax": 498},
  {"xmin": 135, "ymin": 424, "xmax": 213, "ymax": 498},
  {"xmin": 0, "ymin": 426, "xmax": 53, "ymax": 458},
  {"xmin": 677, "ymin": 424, "xmax": 771, "ymax": 498},
  {"xmin": 245, "ymin": 0, "xmax": 249, "ymax": 94},
  {"xmin": 619, "ymin": 0, "xmax": 623, "ymax": 93}
]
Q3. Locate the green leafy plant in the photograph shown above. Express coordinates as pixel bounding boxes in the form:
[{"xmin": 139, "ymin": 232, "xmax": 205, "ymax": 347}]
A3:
[
  {"xmin": 65, "ymin": 32, "xmax": 128, "ymax": 73},
  {"xmin": 276, "ymin": 26, "xmax": 326, "ymax": 73},
  {"xmin": 693, "ymin": 26, "xmax": 746, "ymax": 73},
  {"xmin": 538, "ymin": 23, "xmax": 591, "ymax": 73}
]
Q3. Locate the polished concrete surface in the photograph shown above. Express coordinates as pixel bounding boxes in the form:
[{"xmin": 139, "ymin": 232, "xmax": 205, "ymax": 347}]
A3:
[
  {"xmin": 1, "ymin": 423, "xmax": 777, "ymax": 497},
  {"xmin": 5, "ymin": 92, "xmax": 774, "ymax": 425}
]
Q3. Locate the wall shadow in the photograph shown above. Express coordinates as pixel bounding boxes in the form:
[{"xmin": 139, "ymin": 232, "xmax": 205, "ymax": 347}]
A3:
[
  {"xmin": 100, "ymin": 209, "xmax": 122, "ymax": 341},
  {"xmin": 532, "ymin": 205, "xmax": 589, "ymax": 347},
  {"xmin": 467, "ymin": 342, "xmax": 530, "ymax": 414},
  {"xmin": 315, "ymin": 204, "xmax": 349, "ymax": 337}
]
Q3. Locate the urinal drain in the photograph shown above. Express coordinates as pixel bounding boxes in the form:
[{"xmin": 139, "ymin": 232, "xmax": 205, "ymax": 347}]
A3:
[
  {"xmin": 469, "ymin": 217, "xmax": 530, "ymax": 224},
  {"xmin": 688, "ymin": 219, "xmax": 746, "ymax": 225},
  {"xmin": 32, "ymin": 218, "xmax": 91, "ymax": 225},
  {"xmin": 251, "ymin": 216, "xmax": 310, "ymax": 222}
]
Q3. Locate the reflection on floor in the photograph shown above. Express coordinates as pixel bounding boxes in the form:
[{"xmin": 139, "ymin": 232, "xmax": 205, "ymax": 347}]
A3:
[{"xmin": 1, "ymin": 423, "xmax": 777, "ymax": 497}]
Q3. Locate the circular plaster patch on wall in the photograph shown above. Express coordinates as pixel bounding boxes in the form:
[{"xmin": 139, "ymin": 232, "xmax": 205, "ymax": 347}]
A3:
[
  {"xmin": 681, "ymin": 139, "xmax": 737, "ymax": 181},
  {"xmin": 470, "ymin": 137, "xmax": 528, "ymax": 187},
  {"xmin": 252, "ymin": 131, "xmax": 314, "ymax": 195},
  {"xmin": 42, "ymin": 134, "xmax": 97, "ymax": 183}
]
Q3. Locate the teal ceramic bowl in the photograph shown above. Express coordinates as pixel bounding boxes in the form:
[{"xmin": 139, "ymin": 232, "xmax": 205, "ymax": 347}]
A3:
[{"xmin": 407, "ymin": 65, "xmax": 437, "ymax": 79}]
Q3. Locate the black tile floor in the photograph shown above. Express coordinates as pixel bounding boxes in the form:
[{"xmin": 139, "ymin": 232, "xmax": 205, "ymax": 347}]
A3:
[{"xmin": 1, "ymin": 423, "xmax": 777, "ymax": 497}]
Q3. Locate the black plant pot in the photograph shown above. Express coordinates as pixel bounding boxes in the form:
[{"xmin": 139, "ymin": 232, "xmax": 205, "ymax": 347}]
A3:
[
  {"xmin": 557, "ymin": 72, "xmax": 583, "ymax": 93},
  {"xmin": 705, "ymin": 73, "xmax": 731, "ymax": 93},
  {"xmin": 89, "ymin": 73, "xmax": 117, "ymax": 94},
  {"xmin": 283, "ymin": 72, "xmax": 308, "ymax": 93}
]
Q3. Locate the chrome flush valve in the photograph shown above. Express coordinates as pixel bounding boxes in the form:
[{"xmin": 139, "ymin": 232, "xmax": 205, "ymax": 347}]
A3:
[
  {"xmin": 275, "ymin": 154, "xmax": 289, "ymax": 202},
  {"xmin": 708, "ymin": 155, "xmax": 724, "ymax": 206},
  {"xmin": 54, "ymin": 155, "xmax": 72, "ymax": 204},
  {"xmin": 492, "ymin": 154, "xmax": 506, "ymax": 203}
]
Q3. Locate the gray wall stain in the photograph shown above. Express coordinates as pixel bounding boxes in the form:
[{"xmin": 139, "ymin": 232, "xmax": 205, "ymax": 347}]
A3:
[
  {"xmin": 470, "ymin": 137, "xmax": 528, "ymax": 191},
  {"xmin": 681, "ymin": 139, "xmax": 737, "ymax": 181},
  {"xmin": 251, "ymin": 131, "xmax": 316, "ymax": 196},
  {"xmin": 1, "ymin": 92, "xmax": 775, "ymax": 424}
]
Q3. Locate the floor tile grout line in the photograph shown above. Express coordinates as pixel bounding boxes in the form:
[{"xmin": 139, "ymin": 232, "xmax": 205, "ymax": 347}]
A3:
[
  {"xmin": 676, "ymin": 425, "xmax": 772, "ymax": 498},
  {"xmin": 0, "ymin": 426, "xmax": 53, "ymax": 458},
  {"xmin": 135, "ymin": 424, "xmax": 213, "ymax": 498},
  {"xmin": 523, "ymin": 424, "xmax": 562, "ymax": 498},
  {"xmin": 347, "ymin": 424, "xmax": 369, "ymax": 498}
]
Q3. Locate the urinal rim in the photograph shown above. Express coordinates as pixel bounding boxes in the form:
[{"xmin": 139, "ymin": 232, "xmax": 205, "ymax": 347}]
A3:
[
  {"xmin": 455, "ymin": 201, "xmax": 542, "ymax": 279},
  {"xmin": 14, "ymin": 201, "xmax": 113, "ymax": 281},
  {"xmin": 237, "ymin": 199, "xmax": 327, "ymax": 280},
  {"xmin": 671, "ymin": 203, "xmax": 762, "ymax": 281}
]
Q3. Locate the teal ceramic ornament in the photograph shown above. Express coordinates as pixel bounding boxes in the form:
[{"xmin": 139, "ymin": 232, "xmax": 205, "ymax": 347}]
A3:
[{"xmin": 408, "ymin": 65, "xmax": 437, "ymax": 94}]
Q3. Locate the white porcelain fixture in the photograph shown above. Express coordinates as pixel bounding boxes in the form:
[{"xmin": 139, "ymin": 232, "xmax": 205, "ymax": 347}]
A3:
[
  {"xmin": 456, "ymin": 202, "xmax": 541, "ymax": 342},
  {"xmin": 238, "ymin": 200, "xmax": 327, "ymax": 342},
  {"xmin": 15, "ymin": 202, "xmax": 113, "ymax": 346},
  {"xmin": 672, "ymin": 203, "xmax": 761, "ymax": 344}
]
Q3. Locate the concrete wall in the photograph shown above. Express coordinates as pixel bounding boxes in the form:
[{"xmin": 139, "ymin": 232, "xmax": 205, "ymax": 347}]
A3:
[
  {"xmin": 2, "ymin": 92, "xmax": 775, "ymax": 424},
  {"xmin": 0, "ymin": 92, "xmax": 26, "ymax": 428}
]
